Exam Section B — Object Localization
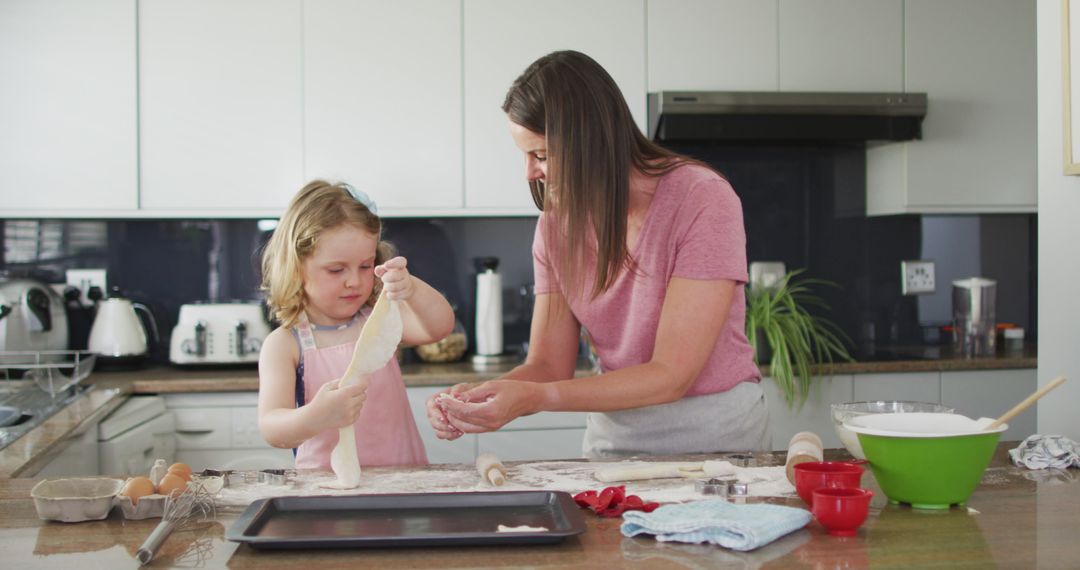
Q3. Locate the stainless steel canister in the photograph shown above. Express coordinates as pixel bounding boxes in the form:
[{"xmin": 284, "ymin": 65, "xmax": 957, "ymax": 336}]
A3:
[{"xmin": 952, "ymin": 277, "xmax": 997, "ymax": 357}]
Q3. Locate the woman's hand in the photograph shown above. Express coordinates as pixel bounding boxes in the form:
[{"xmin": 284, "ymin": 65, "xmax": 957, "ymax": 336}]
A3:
[
  {"xmin": 425, "ymin": 383, "xmax": 473, "ymax": 440},
  {"xmin": 375, "ymin": 256, "xmax": 415, "ymax": 301},
  {"xmin": 308, "ymin": 378, "xmax": 367, "ymax": 431},
  {"xmin": 439, "ymin": 380, "xmax": 545, "ymax": 434}
]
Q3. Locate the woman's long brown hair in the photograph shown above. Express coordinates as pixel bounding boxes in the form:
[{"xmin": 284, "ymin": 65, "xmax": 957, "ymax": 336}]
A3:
[{"xmin": 502, "ymin": 50, "xmax": 700, "ymax": 300}]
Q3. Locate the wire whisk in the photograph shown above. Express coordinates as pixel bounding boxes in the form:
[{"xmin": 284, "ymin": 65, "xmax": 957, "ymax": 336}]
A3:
[{"xmin": 136, "ymin": 482, "xmax": 216, "ymax": 565}]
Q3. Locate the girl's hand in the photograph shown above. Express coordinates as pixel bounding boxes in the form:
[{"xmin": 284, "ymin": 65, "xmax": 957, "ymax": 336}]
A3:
[
  {"xmin": 375, "ymin": 256, "xmax": 415, "ymax": 301},
  {"xmin": 425, "ymin": 383, "xmax": 472, "ymax": 440},
  {"xmin": 439, "ymin": 380, "xmax": 542, "ymax": 434},
  {"xmin": 309, "ymin": 379, "xmax": 367, "ymax": 431}
]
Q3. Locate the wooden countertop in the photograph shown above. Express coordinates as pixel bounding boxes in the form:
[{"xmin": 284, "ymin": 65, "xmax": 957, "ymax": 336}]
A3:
[{"xmin": 2, "ymin": 442, "xmax": 1077, "ymax": 568}]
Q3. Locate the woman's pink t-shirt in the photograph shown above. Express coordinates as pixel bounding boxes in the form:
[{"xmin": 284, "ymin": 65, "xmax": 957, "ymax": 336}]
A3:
[{"xmin": 533, "ymin": 163, "xmax": 760, "ymax": 396}]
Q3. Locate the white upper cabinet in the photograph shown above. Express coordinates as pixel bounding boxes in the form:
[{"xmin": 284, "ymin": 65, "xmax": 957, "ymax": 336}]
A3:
[
  {"xmin": 138, "ymin": 0, "xmax": 304, "ymax": 214},
  {"xmin": 303, "ymin": 0, "xmax": 463, "ymax": 214},
  {"xmin": 647, "ymin": 0, "xmax": 778, "ymax": 92},
  {"xmin": 778, "ymin": 0, "xmax": 902, "ymax": 92},
  {"xmin": 0, "ymin": 0, "xmax": 137, "ymax": 215},
  {"xmin": 463, "ymin": 0, "xmax": 647, "ymax": 212},
  {"xmin": 867, "ymin": 0, "xmax": 1036, "ymax": 215}
]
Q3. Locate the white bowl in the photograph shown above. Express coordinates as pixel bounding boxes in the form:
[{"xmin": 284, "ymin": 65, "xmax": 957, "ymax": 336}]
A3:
[
  {"xmin": 844, "ymin": 412, "xmax": 1007, "ymax": 437},
  {"xmin": 831, "ymin": 401, "xmax": 956, "ymax": 459},
  {"xmin": 31, "ymin": 478, "xmax": 123, "ymax": 522}
]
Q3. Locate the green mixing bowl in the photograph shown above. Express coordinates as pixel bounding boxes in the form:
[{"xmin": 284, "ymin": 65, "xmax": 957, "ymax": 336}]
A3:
[{"xmin": 845, "ymin": 413, "xmax": 1006, "ymax": 510}]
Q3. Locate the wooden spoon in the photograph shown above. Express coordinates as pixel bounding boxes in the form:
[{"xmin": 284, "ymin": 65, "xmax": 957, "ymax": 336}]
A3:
[{"xmin": 986, "ymin": 375, "xmax": 1066, "ymax": 430}]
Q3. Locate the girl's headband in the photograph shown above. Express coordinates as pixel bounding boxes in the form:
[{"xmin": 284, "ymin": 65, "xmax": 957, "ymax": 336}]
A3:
[{"xmin": 341, "ymin": 182, "xmax": 378, "ymax": 214}]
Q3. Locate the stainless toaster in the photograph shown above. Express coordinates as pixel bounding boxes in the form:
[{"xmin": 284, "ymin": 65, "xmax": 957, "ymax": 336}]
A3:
[
  {"xmin": 0, "ymin": 278, "xmax": 69, "ymax": 353},
  {"xmin": 169, "ymin": 302, "xmax": 271, "ymax": 365}
]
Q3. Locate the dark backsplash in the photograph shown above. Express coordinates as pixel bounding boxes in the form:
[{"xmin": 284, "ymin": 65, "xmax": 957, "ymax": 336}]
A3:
[{"xmin": 1, "ymin": 146, "xmax": 1036, "ymax": 362}]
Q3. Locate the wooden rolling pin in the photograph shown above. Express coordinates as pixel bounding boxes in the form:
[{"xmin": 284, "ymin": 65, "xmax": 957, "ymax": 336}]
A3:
[
  {"xmin": 785, "ymin": 431, "xmax": 824, "ymax": 484},
  {"xmin": 476, "ymin": 453, "xmax": 508, "ymax": 486}
]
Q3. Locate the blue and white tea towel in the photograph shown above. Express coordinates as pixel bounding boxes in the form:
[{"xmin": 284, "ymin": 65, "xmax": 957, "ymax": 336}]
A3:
[
  {"xmin": 1009, "ymin": 435, "xmax": 1080, "ymax": 469},
  {"xmin": 621, "ymin": 499, "xmax": 812, "ymax": 551}
]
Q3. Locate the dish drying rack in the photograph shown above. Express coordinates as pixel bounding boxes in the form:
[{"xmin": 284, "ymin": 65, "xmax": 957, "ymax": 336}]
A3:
[{"xmin": 0, "ymin": 350, "xmax": 96, "ymax": 398}]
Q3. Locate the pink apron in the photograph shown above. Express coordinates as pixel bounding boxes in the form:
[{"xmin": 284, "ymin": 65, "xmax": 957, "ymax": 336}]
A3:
[{"xmin": 293, "ymin": 310, "xmax": 427, "ymax": 470}]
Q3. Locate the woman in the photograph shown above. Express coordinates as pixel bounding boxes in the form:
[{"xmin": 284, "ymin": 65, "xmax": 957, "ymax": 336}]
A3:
[{"xmin": 427, "ymin": 50, "xmax": 768, "ymax": 457}]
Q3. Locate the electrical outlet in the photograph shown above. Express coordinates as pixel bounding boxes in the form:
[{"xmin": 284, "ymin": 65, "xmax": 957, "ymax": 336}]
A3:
[
  {"xmin": 901, "ymin": 260, "xmax": 935, "ymax": 295},
  {"xmin": 749, "ymin": 261, "xmax": 787, "ymax": 290},
  {"xmin": 66, "ymin": 268, "xmax": 107, "ymax": 306}
]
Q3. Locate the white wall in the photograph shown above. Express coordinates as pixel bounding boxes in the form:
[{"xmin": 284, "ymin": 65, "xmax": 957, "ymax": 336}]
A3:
[{"xmin": 1037, "ymin": 0, "xmax": 1080, "ymax": 439}]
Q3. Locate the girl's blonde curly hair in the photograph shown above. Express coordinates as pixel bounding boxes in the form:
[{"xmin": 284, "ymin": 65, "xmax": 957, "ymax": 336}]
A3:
[{"xmin": 260, "ymin": 180, "xmax": 394, "ymax": 328}]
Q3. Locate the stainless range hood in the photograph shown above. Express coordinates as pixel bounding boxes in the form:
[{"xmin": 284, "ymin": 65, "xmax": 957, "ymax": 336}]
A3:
[{"xmin": 647, "ymin": 91, "xmax": 927, "ymax": 143}]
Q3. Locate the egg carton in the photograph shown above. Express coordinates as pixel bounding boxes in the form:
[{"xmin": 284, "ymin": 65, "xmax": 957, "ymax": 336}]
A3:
[
  {"xmin": 30, "ymin": 477, "xmax": 123, "ymax": 523},
  {"xmin": 116, "ymin": 492, "xmax": 167, "ymax": 520},
  {"xmin": 115, "ymin": 475, "xmax": 224, "ymax": 520}
]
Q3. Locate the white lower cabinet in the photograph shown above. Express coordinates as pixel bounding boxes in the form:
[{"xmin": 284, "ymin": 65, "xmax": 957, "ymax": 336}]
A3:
[
  {"xmin": 763, "ymin": 375, "xmax": 854, "ymax": 451},
  {"xmin": 478, "ymin": 429, "xmax": 586, "ymax": 462},
  {"xmin": 765, "ymin": 369, "xmax": 1037, "ymax": 452},
  {"xmin": 163, "ymin": 392, "xmax": 293, "ymax": 471},
  {"xmin": 406, "ymin": 386, "xmax": 478, "ymax": 465},
  {"xmin": 940, "ymin": 370, "xmax": 1038, "ymax": 442},
  {"xmin": 851, "ymin": 372, "xmax": 941, "ymax": 403},
  {"xmin": 406, "ymin": 386, "xmax": 587, "ymax": 463}
]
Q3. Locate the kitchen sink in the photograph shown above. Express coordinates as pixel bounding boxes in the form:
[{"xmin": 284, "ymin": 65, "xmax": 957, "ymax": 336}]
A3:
[{"xmin": 0, "ymin": 380, "xmax": 92, "ymax": 451}]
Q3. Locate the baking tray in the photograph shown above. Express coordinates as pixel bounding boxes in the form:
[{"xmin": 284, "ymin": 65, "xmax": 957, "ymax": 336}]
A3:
[{"xmin": 226, "ymin": 491, "xmax": 586, "ymax": 549}]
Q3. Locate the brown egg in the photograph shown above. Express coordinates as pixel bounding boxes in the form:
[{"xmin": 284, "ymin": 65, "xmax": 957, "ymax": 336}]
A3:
[
  {"xmin": 167, "ymin": 462, "xmax": 192, "ymax": 481},
  {"xmin": 157, "ymin": 473, "xmax": 189, "ymax": 497},
  {"xmin": 120, "ymin": 476, "xmax": 155, "ymax": 505}
]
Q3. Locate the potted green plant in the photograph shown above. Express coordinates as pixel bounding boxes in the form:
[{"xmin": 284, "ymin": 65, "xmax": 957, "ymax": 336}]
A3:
[{"xmin": 746, "ymin": 269, "xmax": 854, "ymax": 409}]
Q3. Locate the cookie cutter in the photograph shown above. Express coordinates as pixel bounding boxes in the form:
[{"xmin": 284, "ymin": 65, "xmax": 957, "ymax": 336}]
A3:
[
  {"xmin": 258, "ymin": 468, "xmax": 292, "ymax": 485},
  {"xmin": 724, "ymin": 453, "xmax": 756, "ymax": 467},
  {"xmin": 695, "ymin": 478, "xmax": 749, "ymax": 497},
  {"xmin": 200, "ymin": 469, "xmax": 232, "ymax": 488}
]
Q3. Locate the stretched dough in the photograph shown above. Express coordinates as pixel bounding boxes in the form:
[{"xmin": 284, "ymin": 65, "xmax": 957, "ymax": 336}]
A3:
[
  {"xmin": 593, "ymin": 460, "xmax": 737, "ymax": 482},
  {"xmin": 476, "ymin": 453, "xmax": 507, "ymax": 486},
  {"xmin": 703, "ymin": 460, "xmax": 736, "ymax": 477},
  {"xmin": 321, "ymin": 292, "xmax": 403, "ymax": 489}
]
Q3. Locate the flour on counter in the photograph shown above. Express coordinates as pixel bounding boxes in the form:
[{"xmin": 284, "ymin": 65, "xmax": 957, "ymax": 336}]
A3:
[{"xmin": 213, "ymin": 460, "xmax": 796, "ymax": 508}]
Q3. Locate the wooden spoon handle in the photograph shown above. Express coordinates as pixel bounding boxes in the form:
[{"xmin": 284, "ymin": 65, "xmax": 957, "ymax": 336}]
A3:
[{"xmin": 987, "ymin": 375, "xmax": 1066, "ymax": 430}]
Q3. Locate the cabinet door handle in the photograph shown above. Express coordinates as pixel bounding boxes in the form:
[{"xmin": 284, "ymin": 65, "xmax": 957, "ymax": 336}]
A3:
[{"xmin": 176, "ymin": 428, "xmax": 215, "ymax": 434}]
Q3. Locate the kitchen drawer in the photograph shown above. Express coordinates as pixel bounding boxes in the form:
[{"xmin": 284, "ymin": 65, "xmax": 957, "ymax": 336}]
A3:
[
  {"xmin": 764, "ymin": 374, "xmax": 854, "ymax": 451},
  {"xmin": 851, "ymin": 372, "xmax": 941, "ymax": 403},
  {"xmin": 406, "ymin": 386, "xmax": 479, "ymax": 465},
  {"xmin": 231, "ymin": 407, "xmax": 271, "ymax": 448},
  {"xmin": 478, "ymin": 429, "xmax": 586, "ymax": 461},
  {"xmin": 175, "ymin": 448, "xmax": 293, "ymax": 471},
  {"xmin": 172, "ymin": 407, "xmax": 232, "ymax": 450}
]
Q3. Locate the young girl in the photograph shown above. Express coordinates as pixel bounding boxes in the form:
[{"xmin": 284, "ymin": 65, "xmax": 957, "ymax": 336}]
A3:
[{"xmin": 258, "ymin": 180, "xmax": 455, "ymax": 469}]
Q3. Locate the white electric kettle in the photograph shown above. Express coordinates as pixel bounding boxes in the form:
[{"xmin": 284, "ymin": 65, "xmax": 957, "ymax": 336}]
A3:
[{"xmin": 88, "ymin": 294, "xmax": 159, "ymax": 365}]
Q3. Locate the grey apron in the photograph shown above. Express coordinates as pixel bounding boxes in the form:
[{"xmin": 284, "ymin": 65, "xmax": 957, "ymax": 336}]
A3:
[{"xmin": 583, "ymin": 381, "xmax": 770, "ymax": 459}]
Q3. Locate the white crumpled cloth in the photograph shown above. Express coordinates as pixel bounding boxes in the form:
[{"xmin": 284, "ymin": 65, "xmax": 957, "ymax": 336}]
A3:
[{"xmin": 1009, "ymin": 434, "xmax": 1080, "ymax": 469}]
